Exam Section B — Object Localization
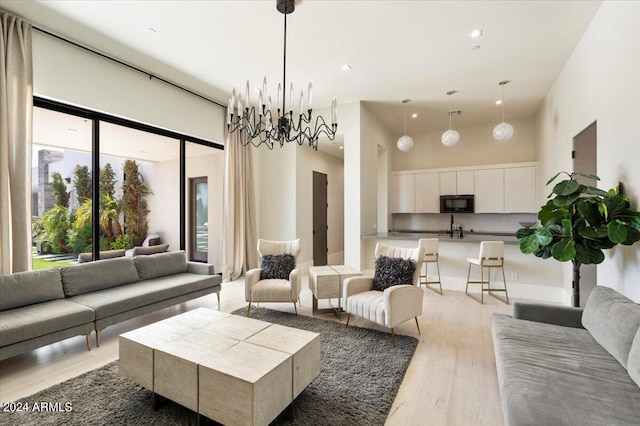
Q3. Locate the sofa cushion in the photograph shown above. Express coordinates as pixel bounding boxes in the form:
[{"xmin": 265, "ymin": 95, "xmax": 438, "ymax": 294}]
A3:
[
  {"xmin": 373, "ymin": 256, "xmax": 416, "ymax": 291},
  {"xmin": 0, "ymin": 299, "xmax": 94, "ymax": 347},
  {"xmin": 61, "ymin": 257, "xmax": 140, "ymax": 297},
  {"xmin": 582, "ymin": 286, "xmax": 640, "ymax": 369},
  {"xmin": 492, "ymin": 314, "xmax": 640, "ymax": 426},
  {"xmin": 127, "ymin": 244, "xmax": 169, "ymax": 258},
  {"xmin": 0, "ymin": 269, "xmax": 64, "ymax": 311},
  {"xmin": 628, "ymin": 328, "xmax": 640, "ymax": 387},
  {"xmin": 260, "ymin": 254, "xmax": 296, "ymax": 280},
  {"xmin": 68, "ymin": 273, "xmax": 219, "ymax": 320},
  {"xmin": 134, "ymin": 250, "xmax": 187, "ymax": 280}
]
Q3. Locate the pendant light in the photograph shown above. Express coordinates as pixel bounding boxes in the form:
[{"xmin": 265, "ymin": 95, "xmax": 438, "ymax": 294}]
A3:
[
  {"xmin": 493, "ymin": 80, "xmax": 514, "ymax": 141},
  {"xmin": 396, "ymin": 99, "xmax": 414, "ymax": 152},
  {"xmin": 441, "ymin": 90, "xmax": 460, "ymax": 147}
]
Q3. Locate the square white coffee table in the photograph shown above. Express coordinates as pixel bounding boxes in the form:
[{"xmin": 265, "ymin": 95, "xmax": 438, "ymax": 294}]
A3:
[
  {"xmin": 119, "ymin": 308, "xmax": 320, "ymax": 426},
  {"xmin": 309, "ymin": 265, "xmax": 361, "ymax": 317}
]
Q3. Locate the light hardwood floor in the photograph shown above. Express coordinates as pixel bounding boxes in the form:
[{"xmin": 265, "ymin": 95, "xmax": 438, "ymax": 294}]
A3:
[{"xmin": 0, "ymin": 275, "xmax": 513, "ymax": 425}]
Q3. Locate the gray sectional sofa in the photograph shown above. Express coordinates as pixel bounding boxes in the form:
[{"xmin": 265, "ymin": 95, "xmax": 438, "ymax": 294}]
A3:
[
  {"xmin": 0, "ymin": 251, "xmax": 221, "ymax": 361},
  {"xmin": 492, "ymin": 286, "xmax": 640, "ymax": 426}
]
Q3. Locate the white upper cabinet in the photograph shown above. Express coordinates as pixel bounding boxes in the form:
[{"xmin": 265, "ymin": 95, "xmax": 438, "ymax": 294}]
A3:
[
  {"xmin": 504, "ymin": 166, "xmax": 537, "ymax": 213},
  {"xmin": 456, "ymin": 170, "xmax": 475, "ymax": 195},
  {"xmin": 415, "ymin": 172, "xmax": 440, "ymax": 213},
  {"xmin": 391, "ymin": 162, "xmax": 536, "ymax": 215},
  {"xmin": 439, "ymin": 171, "xmax": 474, "ymax": 195},
  {"xmin": 439, "ymin": 171, "xmax": 457, "ymax": 195},
  {"xmin": 391, "ymin": 174, "xmax": 415, "ymax": 213},
  {"xmin": 474, "ymin": 169, "xmax": 504, "ymax": 213}
]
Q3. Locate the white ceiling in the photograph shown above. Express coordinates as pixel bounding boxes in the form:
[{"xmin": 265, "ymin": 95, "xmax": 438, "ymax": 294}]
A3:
[{"xmin": 4, "ymin": 0, "xmax": 602, "ymax": 138}]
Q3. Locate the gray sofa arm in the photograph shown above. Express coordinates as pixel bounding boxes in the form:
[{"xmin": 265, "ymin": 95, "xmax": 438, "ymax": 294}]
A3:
[
  {"xmin": 187, "ymin": 262, "xmax": 215, "ymax": 275},
  {"xmin": 512, "ymin": 302, "xmax": 584, "ymax": 329}
]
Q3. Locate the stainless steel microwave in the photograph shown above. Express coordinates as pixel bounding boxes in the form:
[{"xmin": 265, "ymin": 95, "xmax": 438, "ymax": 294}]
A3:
[{"xmin": 440, "ymin": 195, "xmax": 474, "ymax": 213}]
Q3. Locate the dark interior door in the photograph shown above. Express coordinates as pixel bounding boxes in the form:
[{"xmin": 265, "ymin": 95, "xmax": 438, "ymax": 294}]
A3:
[
  {"xmin": 573, "ymin": 121, "xmax": 597, "ymax": 307},
  {"xmin": 313, "ymin": 171, "xmax": 328, "ymax": 266}
]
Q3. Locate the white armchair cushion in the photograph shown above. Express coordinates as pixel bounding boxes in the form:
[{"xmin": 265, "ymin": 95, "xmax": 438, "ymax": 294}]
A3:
[
  {"xmin": 251, "ymin": 279, "xmax": 297, "ymax": 302},
  {"xmin": 345, "ymin": 290, "xmax": 386, "ymax": 325}
]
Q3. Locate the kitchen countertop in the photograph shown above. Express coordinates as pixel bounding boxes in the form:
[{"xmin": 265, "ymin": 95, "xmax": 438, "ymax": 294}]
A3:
[{"xmin": 362, "ymin": 230, "xmax": 519, "ymax": 244}]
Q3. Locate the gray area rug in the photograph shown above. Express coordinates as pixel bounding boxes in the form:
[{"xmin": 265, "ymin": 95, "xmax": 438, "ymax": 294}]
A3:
[{"xmin": 4, "ymin": 308, "xmax": 418, "ymax": 426}]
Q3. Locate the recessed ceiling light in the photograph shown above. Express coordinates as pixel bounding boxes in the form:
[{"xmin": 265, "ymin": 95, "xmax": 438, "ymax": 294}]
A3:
[
  {"xmin": 339, "ymin": 146, "xmax": 344, "ymax": 150},
  {"xmin": 470, "ymin": 29, "xmax": 483, "ymax": 38},
  {"xmin": 496, "ymin": 100, "xmax": 502, "ymax": 105},
  {"xmin": 147, "ymin": 27, "xmax": 157, "ymax": 33},
  {"xmin": 341, "ymin": 64, "xmax": 352, "ymax": 71},
  {"xmin": 472, "ymin": 45, "xmax": 481, "ymax": 50},
  {"xmin": 411, "ymin": 113, "xmax": 418, "ymax": 118},
  {"xmin": 68, "ymin": 128, "xmax": 77, "ymax": 132}
]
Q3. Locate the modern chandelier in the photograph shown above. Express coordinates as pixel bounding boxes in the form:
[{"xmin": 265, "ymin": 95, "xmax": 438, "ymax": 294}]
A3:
[
  {"xmin": 441, "ymin": 90, "xmax": 461, "ymax": 147},
  {"xmin": 227, "ymin": 0, "xmax": 337, "ymax": 150},
  {"xmin": 397, "ymin": 99, "xmax": 414, "ymax": 152},
  {"xmin": 493, "ymin": 80, "xmax": 514, "ymax": 141}
]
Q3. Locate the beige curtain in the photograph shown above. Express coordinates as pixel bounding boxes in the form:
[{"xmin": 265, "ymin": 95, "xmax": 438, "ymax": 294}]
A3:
[
  {"xmin": 222, "ymin": 120, "xmax": 258, "ymax": 281},
  {"xmin": 0, "ymin": 12, "xmax": 33, "ymax": 274}
]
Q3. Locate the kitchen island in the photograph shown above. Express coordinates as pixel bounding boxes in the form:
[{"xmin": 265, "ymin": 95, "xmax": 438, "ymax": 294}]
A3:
[{"xmin": 361, "ymin": 231, "xmax": 563, "ymax": 303}]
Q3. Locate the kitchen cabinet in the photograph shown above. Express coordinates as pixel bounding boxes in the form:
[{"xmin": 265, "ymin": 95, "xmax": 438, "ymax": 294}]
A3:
[
  {"xmin": 391, "ymin": 174, "xmax": 415, "ymax": 213},
  {"xmin": 415, "ymin": 172, "xmax": 440, "ymax": 213},
  {"xmin": 504, "ymin": 166, "xmax": 537, "ymax": 213},
  {"xmin": 439, "ymin": 171, "xmax": 474, "ymax": 195},
  {"xmin": 474, "ymin": 168, "xmax": 504, "ymax": 213},
  {"xmin": 457, "ymin": 170, "xmax": 475, "ymax": 194}
]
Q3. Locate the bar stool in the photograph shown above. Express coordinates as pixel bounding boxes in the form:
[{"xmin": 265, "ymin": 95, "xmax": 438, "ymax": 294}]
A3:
[
  {"xmin": 465, "ymin": 241, "xmax": 509, "ymax": 304},
  {"xmin": 418, "ymin": 238, "xmax": 442, "ymax": 295}
]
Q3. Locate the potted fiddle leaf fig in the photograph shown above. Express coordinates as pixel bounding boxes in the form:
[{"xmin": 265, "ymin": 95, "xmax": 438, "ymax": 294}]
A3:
[{"xmin": 516, "ymin": 172, "xmax": 640, "ymax": 307}]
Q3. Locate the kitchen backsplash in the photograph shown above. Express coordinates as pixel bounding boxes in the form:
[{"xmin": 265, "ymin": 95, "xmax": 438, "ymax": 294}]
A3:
[{"xmin": 391, "ymin": 213, "xmax": 538, "ymax": 234}]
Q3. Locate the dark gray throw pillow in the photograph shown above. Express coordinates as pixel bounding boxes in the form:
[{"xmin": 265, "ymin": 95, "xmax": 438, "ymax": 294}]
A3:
[
  {"xmin": 373, "ymin": 255, "xmax": 416, "ymax": 291},
  {"xmin": 260, "ymin": 254, "xmax": 296, "ymax": 280}
]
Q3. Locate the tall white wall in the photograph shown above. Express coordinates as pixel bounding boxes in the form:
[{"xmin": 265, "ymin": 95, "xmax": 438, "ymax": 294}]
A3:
[
  {"xmin": 256, "ymin": 142, "xmax": 297, "ymax": 241},
  {"xmin": 360, "ymin": 104, "xmax": 394, "ymax": 266},
  {"xmin": 536, "ymin": 1, "xmax": 640, "ymax": 302},
  {"xmin": 32, "ymin": 32, "xmax": 225, "ymax": 143},
  {"xmin": 393, "ymin": 116, "xmax": 537, "ymax": 171}
]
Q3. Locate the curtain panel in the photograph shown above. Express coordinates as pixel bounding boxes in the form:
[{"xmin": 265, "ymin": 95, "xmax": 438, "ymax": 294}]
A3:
[
  {"xmin": 222, "ymin": 120, "xmax": 258, "ymax": 281},
  {"xmin": 0, "ymin": 12, "xmax": 33, "ymax": 274}
]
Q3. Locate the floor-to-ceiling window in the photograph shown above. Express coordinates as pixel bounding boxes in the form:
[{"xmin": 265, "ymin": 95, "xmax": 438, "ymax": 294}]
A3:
[
  {"xmin": 31, "ymin": 106, "xmax": 93, "ymax": 269},
  {"xmin": 32, "ymin": 98, "xmax": 223, "ymax": 269}
]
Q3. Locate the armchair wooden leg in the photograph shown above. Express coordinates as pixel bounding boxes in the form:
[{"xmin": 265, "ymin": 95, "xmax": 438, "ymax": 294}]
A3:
[
  {"xmin": 96, "ymin": 329, "xmax": 102, "ymax": 348},
  {"xmin": 345, "ymin": 313, "xmax": 351, "ymax": 328},
  {"xmin": 246, "ymin": 302, "xmax": 251, "ymax": 317},
  {"xmin": 415, "ymin": 317, "xmax": 421, "ymax": 335},
  {"xmin": 293, "ymin": 302, "xmax": 298, "ymax": 315},
  {"xmin": 85, "ymin": 334, "xmax": 91, "ymax": 351},
  {"xmin": 391, "ymin": 328, "xmax": 396, "ymax": 347},
  {"xmin": 216, "ymin": 292, "xmax": 220, "ymax": 306}
]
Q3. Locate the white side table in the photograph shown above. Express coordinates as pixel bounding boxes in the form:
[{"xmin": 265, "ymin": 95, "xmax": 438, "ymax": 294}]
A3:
[{"xmin": 309, "ymin": 265, "xmax": 361, "ymax": 317}]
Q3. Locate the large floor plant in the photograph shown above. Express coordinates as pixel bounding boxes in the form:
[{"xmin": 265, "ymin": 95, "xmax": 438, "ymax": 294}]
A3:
[{"xmin": 517, "ymin": 172, "xmax": 640, "ymax": 307}]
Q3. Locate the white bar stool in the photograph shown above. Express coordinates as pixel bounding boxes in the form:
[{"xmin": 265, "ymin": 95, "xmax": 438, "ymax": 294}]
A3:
[
  {"xmin": 465, "ymin": 241, "xmax": 509, "ymax": 304},
  {"xmin": 418, "ymin": 238, "xmax": 442, "ymax": 295}
]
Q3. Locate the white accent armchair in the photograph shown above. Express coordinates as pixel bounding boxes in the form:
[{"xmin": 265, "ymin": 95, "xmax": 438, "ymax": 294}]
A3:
[
  {"xmin": 343, "ymin": 242, "xmax": 425, "ymax": 346},
  {"xmin": 245, "ymin": 239, "xmax": 301, "ymax": 316}
]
